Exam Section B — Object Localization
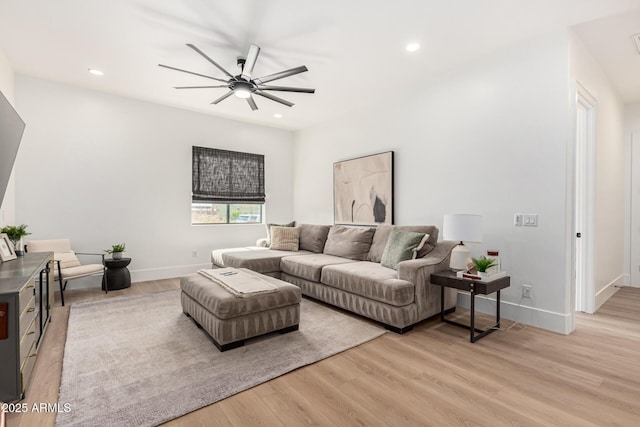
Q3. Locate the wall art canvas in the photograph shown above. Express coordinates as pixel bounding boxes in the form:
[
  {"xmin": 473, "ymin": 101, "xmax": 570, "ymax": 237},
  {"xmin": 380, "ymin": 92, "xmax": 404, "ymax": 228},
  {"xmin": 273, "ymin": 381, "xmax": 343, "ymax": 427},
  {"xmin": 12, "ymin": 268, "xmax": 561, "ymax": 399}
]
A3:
[{"xmin": 333, "ymin": 151, "xmax": 394, "ymax": 225}]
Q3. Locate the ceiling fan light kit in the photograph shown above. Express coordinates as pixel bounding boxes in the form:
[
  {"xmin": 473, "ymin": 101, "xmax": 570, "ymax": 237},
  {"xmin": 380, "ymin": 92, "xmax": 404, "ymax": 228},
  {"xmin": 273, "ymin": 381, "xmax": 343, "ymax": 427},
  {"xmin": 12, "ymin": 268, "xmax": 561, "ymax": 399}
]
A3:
[{"xmin": 159, "ymin": 43, "xmax": 315, "ymax": 111}]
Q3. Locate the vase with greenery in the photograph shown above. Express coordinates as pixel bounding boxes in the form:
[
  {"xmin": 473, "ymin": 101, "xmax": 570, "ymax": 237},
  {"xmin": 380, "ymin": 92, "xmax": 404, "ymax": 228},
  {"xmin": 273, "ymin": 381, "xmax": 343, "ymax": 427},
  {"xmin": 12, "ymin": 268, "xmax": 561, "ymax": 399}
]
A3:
[
  {"xmin": 105, "ymin": 243, "xmax": 126, "ymax": 260},
  {"xmin": 471, "ymin": 256, "xmax": 497, "ymax": 277},
  {"xmin": 0, "ymin": 224, "xmax": 31, "ymax": 256}
]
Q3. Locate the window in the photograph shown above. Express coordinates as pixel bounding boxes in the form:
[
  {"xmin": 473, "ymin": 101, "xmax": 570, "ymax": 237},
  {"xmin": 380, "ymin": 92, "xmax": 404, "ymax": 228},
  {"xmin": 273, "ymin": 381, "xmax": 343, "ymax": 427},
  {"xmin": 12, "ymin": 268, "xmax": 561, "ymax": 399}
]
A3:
[{"xmin": 192, "ymin": 146, "xmax": 264, "ymax": 225}]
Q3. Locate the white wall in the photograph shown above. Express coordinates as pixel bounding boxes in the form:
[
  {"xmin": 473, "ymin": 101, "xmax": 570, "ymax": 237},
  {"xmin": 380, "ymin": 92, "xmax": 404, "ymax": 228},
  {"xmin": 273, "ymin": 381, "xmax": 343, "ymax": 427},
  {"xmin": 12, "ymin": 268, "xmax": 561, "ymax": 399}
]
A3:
[
  {"xmin": 626, "ymin": 103, "xmax": 640, "ymax": 287},
  {"xmin": 294, "ymin": 32, "xmax": 572, "ymax": 333},
  {"xmin": 0, "ymin": 47, "xmax": 16, "ymax": 227},
  {"xmin": 569, "ymin": 32, "xmax": 626, "ymax": 310},
  {"xmin": 15, "ymin": 76, "xmax": 294, "ymax": 284}
]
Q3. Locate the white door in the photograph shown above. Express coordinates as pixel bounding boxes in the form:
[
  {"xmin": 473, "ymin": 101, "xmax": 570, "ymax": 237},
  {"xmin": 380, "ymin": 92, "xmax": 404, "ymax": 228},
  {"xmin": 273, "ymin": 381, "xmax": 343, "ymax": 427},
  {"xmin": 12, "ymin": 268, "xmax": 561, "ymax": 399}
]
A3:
[{"xmin": 630, "ymin": 131, "xmax": 640, "ymax": 287}]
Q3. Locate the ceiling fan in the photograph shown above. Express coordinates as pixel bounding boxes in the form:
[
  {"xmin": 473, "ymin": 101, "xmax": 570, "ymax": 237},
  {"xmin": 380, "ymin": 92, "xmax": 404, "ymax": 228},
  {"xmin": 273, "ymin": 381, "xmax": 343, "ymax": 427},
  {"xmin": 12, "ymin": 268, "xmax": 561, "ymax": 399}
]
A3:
[{"xmin": 159, "ymin": 44, "xmax": 315, "ymax": 111}]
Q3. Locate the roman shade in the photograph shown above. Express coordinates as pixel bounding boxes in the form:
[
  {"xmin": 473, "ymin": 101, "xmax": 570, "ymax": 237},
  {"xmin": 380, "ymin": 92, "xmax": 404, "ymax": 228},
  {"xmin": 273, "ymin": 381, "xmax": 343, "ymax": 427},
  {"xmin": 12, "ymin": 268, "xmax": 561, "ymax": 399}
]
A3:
[{"xmin": 192, "ymin": 146, "xmax": 265, "ymax": 203}]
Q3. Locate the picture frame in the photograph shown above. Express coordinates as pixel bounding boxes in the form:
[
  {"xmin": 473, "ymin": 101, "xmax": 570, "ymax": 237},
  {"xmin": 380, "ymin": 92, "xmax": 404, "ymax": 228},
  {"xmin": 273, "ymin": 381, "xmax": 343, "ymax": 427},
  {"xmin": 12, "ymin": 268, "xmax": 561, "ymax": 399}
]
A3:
[
  {"xmin": 0, "ymin": 233, "xmax": 17, "ymax": 262},
  {"xmin": 333, "ymin": 151, "xmax": 394, "ymax": 226}
]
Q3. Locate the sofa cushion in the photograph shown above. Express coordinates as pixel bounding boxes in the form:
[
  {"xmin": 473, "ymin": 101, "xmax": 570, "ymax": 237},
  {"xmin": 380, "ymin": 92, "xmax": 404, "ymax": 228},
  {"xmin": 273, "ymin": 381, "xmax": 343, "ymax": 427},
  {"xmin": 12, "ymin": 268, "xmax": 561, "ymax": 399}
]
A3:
[
  {"xmin": 222, "ymin": 248, "xmax": 311, "ymax": 274},
  {"xmin": 299, "ymin": 224, "xmax": 331, "ymax": 253},
  {"xmin": 321, "ymin": 262, "xmax": 415, "ymax": 307},
  {"xmin": 280, "ymin": 253, "xmax": 357, "ymax": 282},
  {"xmin": 323, "ymin": 225, "xmax": 376, "ymax": 261},
  {"xmin": 368, "ymin": 225, "xmax": 439, "ymax": 262},
  {"xmin": 55, "ymin": 251, "xmax": 81, "ymax": 269},
  {"xmin": 270, "ymin": 226, "xmax": 300, "ymax": 251},
  {"xmin": 265, "ymin": 221, "xmax": 295, "ymax": 246},
  {"xmin": 211, "ymin": 246, "xmax": 267, "ymax": 267},
  {"xmin": 380, "ymin": 229, "xmax": 427, "ymax": 270}
]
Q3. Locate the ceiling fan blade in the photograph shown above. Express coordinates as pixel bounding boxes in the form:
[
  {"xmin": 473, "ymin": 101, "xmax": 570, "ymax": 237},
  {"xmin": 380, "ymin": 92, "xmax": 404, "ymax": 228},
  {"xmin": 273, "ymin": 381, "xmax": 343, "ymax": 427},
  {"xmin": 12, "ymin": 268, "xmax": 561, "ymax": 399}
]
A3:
[
  {"xmin": 158, "ymin": 64, "xmax": 228, "ymax": 83},
  {"xmin": 174, "ymin": 85, "xmax": 229, "ymax": 89},
  {"xmin": 186, "ymin": 43, "xmax": 234, "ymax": 78},
  {"xmin": 246, "ymin": 95, "xmax": 258, "ymax": 111},
  {"xmin": 254, "ymin": 65, "xmax": 308, "ymax": 84},
  {"xmin": 257, "ymin": 85, "xmax": 315, "ymax": 94},
  {"xmin": 241, "ymin": 44, "xmax": 261, "ymax": 80},
  {"xmin": 211, "ymin": 91, "xmax": 234, "ymax": 105},
  {"xmin": 254, "ymin": 90, "xmax": 294, "ymax": 107}
]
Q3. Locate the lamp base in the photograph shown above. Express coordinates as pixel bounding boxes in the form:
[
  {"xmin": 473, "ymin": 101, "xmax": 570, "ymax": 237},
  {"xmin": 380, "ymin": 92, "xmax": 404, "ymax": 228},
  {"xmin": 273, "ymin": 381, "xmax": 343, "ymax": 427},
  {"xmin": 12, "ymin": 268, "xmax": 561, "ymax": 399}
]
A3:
[{"xmin": 449, "ymin": 243, "xmax": 471, "ymax": 271}]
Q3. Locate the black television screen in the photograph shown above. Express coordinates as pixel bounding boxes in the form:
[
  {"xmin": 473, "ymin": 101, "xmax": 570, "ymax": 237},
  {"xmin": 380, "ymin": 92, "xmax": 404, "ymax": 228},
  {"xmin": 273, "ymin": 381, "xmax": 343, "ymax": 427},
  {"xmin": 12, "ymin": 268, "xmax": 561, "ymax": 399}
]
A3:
[{"xmin": 0, "ymin": 89, "xmax": 26, "ymax": 207}]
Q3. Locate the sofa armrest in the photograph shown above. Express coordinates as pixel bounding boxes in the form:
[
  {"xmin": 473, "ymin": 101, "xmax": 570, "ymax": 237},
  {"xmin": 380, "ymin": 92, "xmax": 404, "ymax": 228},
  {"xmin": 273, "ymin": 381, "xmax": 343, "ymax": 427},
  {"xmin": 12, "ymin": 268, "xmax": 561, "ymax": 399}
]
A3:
[
  {"xmin": 397, "ymin": 241, "xmax": 457, "ymax": 317},
  {"xmin": 256, "ymin": 238, "xmax": 268, "ymax": 247}
]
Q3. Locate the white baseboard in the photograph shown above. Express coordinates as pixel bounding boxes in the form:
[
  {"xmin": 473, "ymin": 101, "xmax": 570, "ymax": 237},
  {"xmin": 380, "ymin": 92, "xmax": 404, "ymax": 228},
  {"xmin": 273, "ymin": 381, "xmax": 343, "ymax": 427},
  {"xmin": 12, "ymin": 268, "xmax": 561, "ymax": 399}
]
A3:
[
  {"xmin": 595, "ymin": 274, "xmax": 624, "ymax": 311},
  {"xmin": 130, "ymin": 263, "xmax": 210, "ymax": 283},
  {"xmin": 61, "ymin": 263, "xmax": 210, "ymax": 291},
  {"xmin": 456, "ymin": 292, "xmax": 572, "ymax": 335}
]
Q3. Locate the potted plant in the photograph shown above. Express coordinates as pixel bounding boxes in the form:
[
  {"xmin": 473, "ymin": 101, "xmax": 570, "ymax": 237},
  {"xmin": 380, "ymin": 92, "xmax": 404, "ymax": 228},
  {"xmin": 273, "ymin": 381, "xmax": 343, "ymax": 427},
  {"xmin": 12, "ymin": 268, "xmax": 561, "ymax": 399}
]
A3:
[
  {"xmin": 0, "ymin": 224, "xmax": 31, "ymax": 256},
  {"xmin": 105, "ymin": 243, "xmax": 126, "ymax": 260},
  {"xmin": 471, "ymin": 256, "xmax": 497, "ymax": 277}
]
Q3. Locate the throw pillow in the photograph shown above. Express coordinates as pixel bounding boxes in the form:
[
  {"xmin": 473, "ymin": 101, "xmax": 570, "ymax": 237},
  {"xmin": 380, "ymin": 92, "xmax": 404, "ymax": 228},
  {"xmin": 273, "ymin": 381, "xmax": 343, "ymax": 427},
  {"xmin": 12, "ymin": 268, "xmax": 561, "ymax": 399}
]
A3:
[
  {"xmin": 380, "ymin": 229, "xmax": 427, "ymax": 270},
  {"xmin": 265, "ymin": 221, "xmax": 295, "ymax": 247},
  {"xmin": 298, "ymin": 224, "xmax": 331, "ymax": 253},
  {"xmin": 55, "ymin": 251, "xmax": 81, "ymax": 269},
  {"xmin": 270, "ymin": 226, "xmax": 300, "ymax": 251},
  {"xmin": 323, "ymin": 225, "xmax": 376, "ymax": 260}
]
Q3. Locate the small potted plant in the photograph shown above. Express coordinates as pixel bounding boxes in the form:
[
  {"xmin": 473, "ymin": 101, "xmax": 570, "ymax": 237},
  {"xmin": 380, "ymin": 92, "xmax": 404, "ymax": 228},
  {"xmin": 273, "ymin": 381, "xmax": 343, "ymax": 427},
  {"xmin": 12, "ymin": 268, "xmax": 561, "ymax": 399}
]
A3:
[
  {"xmin": 471, "ymin": 256, "xmax": 497, "ymax": 277},
  {"xmin": 0, "ymin": 224, "xmax": 31, "ymax": 256},
  {"xmin": 105, "ymin": 243, "xmax": 126, "ymax": 260}
]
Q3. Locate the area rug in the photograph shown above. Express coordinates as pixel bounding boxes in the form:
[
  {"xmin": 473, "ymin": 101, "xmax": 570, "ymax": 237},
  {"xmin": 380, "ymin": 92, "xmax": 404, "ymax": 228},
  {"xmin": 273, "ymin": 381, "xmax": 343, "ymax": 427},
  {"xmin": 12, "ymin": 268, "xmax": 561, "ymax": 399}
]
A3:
[{"xmin": 56, "ymin": 289, "xmax": 385, "ymax": 426}]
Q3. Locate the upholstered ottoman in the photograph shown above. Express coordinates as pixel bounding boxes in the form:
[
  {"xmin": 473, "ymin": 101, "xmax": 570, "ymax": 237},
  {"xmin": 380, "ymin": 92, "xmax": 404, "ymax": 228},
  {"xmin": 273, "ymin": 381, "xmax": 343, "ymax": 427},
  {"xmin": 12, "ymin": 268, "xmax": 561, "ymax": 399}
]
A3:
[{"xmin": 180, "ymin": 269, "xmax": 301, "ymax": 351}]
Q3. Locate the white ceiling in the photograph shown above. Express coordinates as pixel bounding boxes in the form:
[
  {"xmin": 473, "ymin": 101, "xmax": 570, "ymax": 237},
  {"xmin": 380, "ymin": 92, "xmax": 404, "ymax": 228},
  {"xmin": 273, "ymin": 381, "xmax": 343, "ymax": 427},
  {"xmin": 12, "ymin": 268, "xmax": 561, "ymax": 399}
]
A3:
[
  {"xmin": 1, "ymin": 0, "xmax": 640, "ymax": 131},
  {"xmin": 573, "ymin": 9, "xmax": 640, "ymax": 104}
]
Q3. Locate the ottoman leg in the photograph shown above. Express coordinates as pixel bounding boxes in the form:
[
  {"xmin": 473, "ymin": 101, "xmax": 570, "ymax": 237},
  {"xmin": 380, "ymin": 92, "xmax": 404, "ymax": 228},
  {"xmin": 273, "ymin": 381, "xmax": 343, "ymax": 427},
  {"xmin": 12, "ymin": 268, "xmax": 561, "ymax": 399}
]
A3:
[
  {"xmin": 215, "ymin": 338, "xmax": 245, "ymax": 352},
  {"xmin": 279, "ymin": 324, "xmax": 299, "ymax": 334}
]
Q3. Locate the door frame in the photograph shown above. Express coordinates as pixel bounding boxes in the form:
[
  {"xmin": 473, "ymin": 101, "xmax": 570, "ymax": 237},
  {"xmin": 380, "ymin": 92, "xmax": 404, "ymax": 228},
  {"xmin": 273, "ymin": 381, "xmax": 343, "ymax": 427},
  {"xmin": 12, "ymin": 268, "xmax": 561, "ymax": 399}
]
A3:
[{"xmin": 572, "ymin": 82, "xmax": 596, "ymax": 316}]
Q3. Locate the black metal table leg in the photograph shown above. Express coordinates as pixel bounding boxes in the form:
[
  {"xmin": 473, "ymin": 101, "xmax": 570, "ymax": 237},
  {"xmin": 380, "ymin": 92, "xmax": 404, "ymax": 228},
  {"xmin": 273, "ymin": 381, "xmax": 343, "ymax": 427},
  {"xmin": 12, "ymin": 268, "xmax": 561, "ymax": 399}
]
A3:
[
  {"xmin": 470, "ymin": 289, "xmax": 475, "ymax": 342},
  {"xmin": 440, "ymin": 285, "xmax": 445, "ymax": 322}
]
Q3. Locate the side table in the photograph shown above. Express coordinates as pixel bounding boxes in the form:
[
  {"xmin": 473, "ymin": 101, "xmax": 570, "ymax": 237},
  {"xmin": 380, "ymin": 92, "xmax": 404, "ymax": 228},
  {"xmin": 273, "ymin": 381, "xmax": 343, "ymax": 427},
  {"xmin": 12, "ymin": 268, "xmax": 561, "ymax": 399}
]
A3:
[
  {"xmin": 430, "ymin": 270, "xmax": 510, "ymax": 343},
  {"xmin": 102, "ymin": 258, "xmax": 132, "ymax": 291}
]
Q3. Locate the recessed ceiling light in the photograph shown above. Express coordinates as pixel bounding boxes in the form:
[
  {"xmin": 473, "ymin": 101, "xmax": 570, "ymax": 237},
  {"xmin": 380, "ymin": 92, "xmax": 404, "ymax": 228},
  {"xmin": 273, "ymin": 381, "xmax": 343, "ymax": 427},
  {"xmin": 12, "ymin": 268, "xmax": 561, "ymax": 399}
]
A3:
[
  {"xmin": 273, "ymin": 113, "xmax": 282, "ymax": 118},
  {"xmin": 405, "ymin": 43, "xmax": 420, "ymax": 52},
  {"xmin": 88, "ymin": 68, "xmax": 104, "ymax": 76}
]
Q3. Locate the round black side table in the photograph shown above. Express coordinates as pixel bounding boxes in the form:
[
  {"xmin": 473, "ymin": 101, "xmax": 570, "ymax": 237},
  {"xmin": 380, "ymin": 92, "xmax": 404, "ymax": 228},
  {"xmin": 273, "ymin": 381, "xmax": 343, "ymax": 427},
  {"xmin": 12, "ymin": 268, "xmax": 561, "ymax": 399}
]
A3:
[{"xmin": 102, "ymin": 257, "xmax": 132, "ymax": 291}]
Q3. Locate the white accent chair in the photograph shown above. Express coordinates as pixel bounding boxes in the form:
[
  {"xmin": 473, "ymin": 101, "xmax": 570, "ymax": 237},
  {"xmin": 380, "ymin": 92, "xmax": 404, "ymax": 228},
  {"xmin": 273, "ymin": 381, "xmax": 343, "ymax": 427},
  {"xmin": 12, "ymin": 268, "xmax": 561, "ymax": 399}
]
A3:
[{"xmin": 27, "ymin": 239, "xmax": 107, "ymax": 306}]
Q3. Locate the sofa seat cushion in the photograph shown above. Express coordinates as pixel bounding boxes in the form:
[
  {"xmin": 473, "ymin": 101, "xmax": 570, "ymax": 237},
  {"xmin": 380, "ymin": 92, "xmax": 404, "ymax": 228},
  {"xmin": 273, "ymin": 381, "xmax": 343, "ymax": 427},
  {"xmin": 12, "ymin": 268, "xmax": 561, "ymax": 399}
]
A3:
[
  {"xmin": 211, "ymin": 246, "xmax": 268, "ymax": 267},
  {"xmin": 321, "ymin": 262, "xmax": 415, "ymax": 307},
  {"xmin": 280, "ymin": 254, "xmax": 358, "ymax": 282},
  {"xmin": 180, "ymin": 269, "xmax": 301, "ymax": 320},
  {"xmin": 55, "ymin": 263, "xmax": 104, "ymax": 280},
  {"xmin": 222, "ymin": 249, "xmax": 312, "ymax": 274}
]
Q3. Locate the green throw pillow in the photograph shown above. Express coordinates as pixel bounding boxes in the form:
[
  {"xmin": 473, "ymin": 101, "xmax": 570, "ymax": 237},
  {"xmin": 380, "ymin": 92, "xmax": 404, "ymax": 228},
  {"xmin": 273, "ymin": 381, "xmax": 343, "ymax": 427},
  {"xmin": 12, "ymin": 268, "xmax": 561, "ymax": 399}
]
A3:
[
  {"xmin": 380, "ymin": 229, "xmax": 427, "ymax": 270},
  {"xmin": 265, "ymin": 221, "xmax": 295, "ymax": 247}
]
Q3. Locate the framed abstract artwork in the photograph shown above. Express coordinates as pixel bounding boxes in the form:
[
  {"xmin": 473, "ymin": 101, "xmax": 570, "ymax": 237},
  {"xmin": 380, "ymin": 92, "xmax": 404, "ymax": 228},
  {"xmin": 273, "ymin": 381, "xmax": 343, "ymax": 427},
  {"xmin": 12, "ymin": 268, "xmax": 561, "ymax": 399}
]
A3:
[{"xmin": 333, "ymin": 151, "xmax": 394, "ymax": 226}]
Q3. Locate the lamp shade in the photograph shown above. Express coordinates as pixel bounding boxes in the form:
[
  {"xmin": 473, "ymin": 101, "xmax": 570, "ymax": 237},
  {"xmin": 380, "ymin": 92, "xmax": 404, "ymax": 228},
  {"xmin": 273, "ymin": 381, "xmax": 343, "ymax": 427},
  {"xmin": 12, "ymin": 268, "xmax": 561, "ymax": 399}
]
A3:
[{"xmin": 443, "ymin": 214, "xmax": 483, "ymax": 243}]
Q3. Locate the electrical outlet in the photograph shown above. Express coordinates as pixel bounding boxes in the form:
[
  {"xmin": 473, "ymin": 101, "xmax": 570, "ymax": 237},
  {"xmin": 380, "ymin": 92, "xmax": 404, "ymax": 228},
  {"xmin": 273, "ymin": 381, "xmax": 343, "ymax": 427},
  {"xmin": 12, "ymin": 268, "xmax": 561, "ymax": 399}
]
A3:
[
  {"xmin": 192, "ymin": 250, "xmax": 198, "ymax": 258},
  {"xmin": 514, "ymin": 214, "xmax": 523, "ymax": 226},
  {"xmin": 522, "ymin": 285, "xmax": 532, "ymax": 299}
]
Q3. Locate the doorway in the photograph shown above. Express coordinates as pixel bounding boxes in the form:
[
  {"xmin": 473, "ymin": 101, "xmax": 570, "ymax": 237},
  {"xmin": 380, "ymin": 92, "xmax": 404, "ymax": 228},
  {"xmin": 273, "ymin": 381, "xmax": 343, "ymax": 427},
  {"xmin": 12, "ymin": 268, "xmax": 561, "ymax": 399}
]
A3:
[{"xmin": 574, "ymin": 83, "xmax": 595, "ymax": 313}]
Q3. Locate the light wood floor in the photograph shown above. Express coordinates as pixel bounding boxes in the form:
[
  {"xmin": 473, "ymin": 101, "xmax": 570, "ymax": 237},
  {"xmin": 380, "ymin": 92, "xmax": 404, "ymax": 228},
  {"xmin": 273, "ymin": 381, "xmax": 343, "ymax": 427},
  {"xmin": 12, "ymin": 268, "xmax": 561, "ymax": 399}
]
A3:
[{"xmin": 6, "ymin": 282, "xmax": 640, "ymax": 426}]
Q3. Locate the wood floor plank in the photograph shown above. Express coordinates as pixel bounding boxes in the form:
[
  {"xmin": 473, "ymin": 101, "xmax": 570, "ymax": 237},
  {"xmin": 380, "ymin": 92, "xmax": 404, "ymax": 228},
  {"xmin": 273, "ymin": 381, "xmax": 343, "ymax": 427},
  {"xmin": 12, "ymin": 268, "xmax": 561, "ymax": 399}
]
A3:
[{"xmin": 5, "ymin": 281, "xmax": 640, "ymax": 426}]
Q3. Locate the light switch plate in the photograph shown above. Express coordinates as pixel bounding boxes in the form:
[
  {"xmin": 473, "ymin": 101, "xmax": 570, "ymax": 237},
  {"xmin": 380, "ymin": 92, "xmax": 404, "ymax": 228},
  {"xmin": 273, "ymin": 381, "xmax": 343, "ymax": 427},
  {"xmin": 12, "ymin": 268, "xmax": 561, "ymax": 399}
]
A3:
[{"xmin": 523, "ymin": 214, "xmax": 538, "ymax": 227}]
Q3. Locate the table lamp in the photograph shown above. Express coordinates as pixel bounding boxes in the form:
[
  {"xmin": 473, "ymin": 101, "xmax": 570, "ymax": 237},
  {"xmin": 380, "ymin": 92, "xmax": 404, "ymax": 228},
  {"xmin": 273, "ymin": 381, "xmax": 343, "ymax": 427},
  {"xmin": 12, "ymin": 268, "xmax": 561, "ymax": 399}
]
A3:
[{"xmin": 443, "ymin": 214, "xmax": 483, "ymax": 270}]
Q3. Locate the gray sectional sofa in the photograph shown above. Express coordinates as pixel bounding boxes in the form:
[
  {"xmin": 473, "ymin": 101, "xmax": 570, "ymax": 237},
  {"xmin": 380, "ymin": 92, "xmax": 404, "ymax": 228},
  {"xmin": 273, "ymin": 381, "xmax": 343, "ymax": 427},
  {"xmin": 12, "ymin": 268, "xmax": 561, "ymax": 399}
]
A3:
[{"xmin": 212, "ymin": 223, "xmax": 457, "ymax": 333}]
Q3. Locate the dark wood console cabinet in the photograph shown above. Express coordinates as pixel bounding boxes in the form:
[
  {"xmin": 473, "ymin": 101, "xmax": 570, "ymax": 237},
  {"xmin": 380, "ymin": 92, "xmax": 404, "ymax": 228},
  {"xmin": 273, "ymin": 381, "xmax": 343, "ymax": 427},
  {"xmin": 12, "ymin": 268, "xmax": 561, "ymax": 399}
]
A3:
[{"xmin": 0, "ymin": 252, "xmax": 53, "ymax": 401}]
